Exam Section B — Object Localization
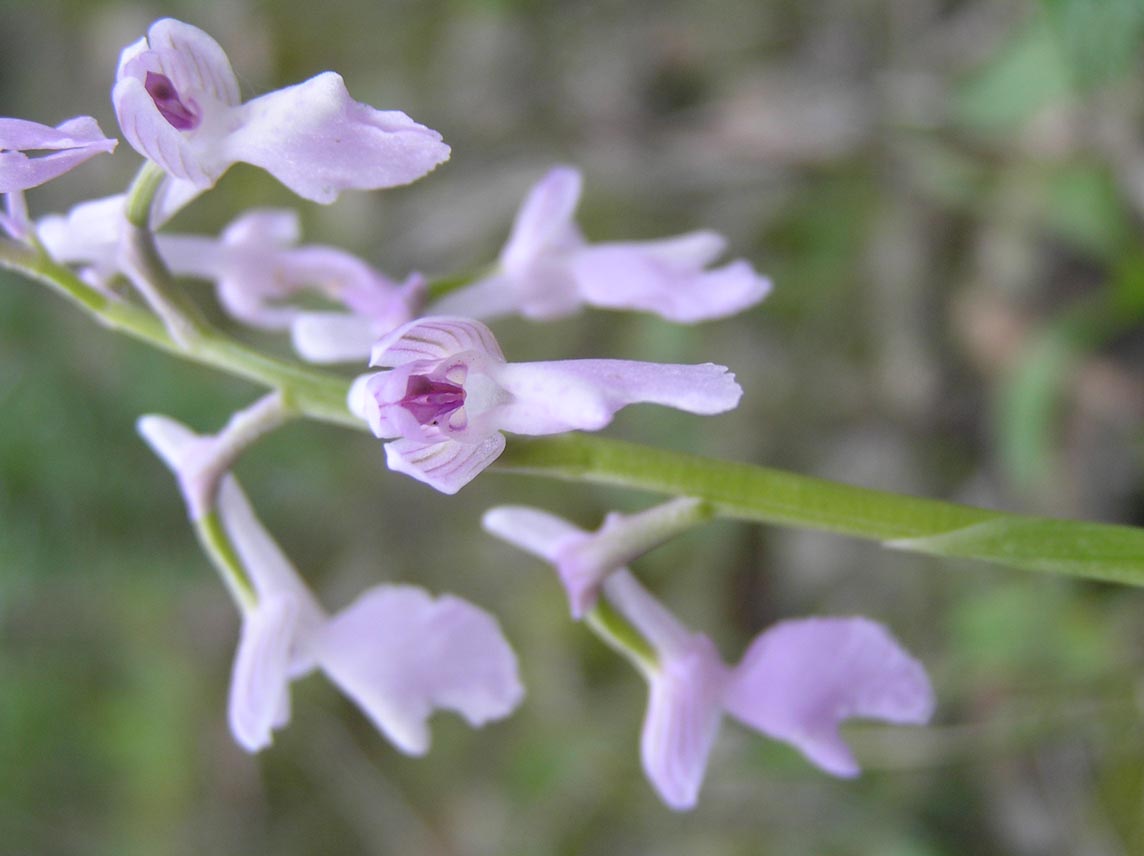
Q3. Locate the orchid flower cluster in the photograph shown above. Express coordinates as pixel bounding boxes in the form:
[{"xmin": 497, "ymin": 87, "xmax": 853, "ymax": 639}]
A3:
[{"xmin": 1, "ymin": 17, "xmax": 940, "ymax": 811}]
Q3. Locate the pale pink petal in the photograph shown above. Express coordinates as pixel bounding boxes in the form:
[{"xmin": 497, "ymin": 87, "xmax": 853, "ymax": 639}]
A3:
[
  {"xmin": 481, "ymin": 505, "xmax": 584, "ymax": 563},
  {"xmin": 370, "ymin": 316, "xmax": 505, "ymax": 367},
  {"xmin": 216, "ymin": 479, "xmax": 325, "ymax": 646},
  {"xmin": 723, "ymin": 617, "xmax": 935, "ymax": 777},
  {"xmin": 38, "ymin": 195, "xmax": 125, "ymax": 275},
  {"xmin": 225, "ymin": 72, "xmax": 450, "ymax": 204},
  {"xmin": 383, "ymin": 434, "xmax": 506, "ymax": 495},
  {"xmin": 136, "ymin": 412, "xmax": 202, "ymax": 470},
  {"xmin": 602, "ymin": 570, "xmax": 697, "ymax": 661},
  {"xmin": 112, "ymin": 74, "xmax": 216, "ymax": 185},
  {"xmin": 501, "ymin": 165, "xmax": 584, "ymax": 272},
  {"xmin": 221, "ymin": 207, "xmax": 300, "ymax": 249},
  {"xmin": 228, "ymin": 593, "xmax": 298, "ymax": 752},
  {"xmin": 427, "ymin": 273, "xmax": 529, "ymax": 320},
  {"xmin": 492, "ymin": 359, "xmax": 742, "ymax": 435},
  {"xmin": 609, "ymin": 231, "xmax": 727, "ymax": 268},
  {"xmin": 140, "ymin": 18, "xmax": 240, "ymax": 106},
  {"xmin": 640, "ymin": 633, "xmax": 728, "ymax": 811},
  {"xmin": 0, "ymin": 116, "xmax": 117, "ymax": 193},
  {"xmin": 314, "ymin": 585, "xmax": 524, "ymax": 755},
  {"xmin": 291, "ymin": 312, "xmax": 377, "ymax": 363},
  {"xmin": 571, "ymin": 240, "xmax": 772, "ymax": 323},
  {"xmin": 554, "ymin": 499, "xmax": 705, "ymax": 619}
]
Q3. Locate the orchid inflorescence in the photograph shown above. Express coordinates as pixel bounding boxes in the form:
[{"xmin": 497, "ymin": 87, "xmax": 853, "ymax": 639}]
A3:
[{"xmin": 1, "ymin": 17, "xmax": 937, "ymax": 811}]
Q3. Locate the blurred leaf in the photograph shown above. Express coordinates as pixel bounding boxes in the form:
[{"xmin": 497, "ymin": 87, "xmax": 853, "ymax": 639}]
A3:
[
  {"xmin": 995, "ymin": 328, "xmax": 1073, "ymax": 492},
  {"xmin": 948, "ymin": 580, "xmax": 1117, "ymax": 683},
  {"xmin": 1042, "ymin": 163, "xmax": 1131, "ymax": 258},
  {"xmin": 1042, "ymin": 0, "xmax": 1144, "ymax": 88},
  {"xmin": 955, "ymin": 16, "xmax": 1072, "ymax": 131}
]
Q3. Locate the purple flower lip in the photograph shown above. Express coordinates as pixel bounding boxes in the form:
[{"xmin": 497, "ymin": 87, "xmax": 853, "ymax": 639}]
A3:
[
  {"xmin": 144, "ymin": 71, "xmax": 199, "ymax": 131},
  {"xmin": 400, "ymin": 375, "xmax": 465, "ymax": 425}
]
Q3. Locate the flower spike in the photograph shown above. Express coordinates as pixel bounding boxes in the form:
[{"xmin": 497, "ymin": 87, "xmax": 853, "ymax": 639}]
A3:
[
  {"xmin": 113, "ymin": 18, "xmax": 450, "ymax": 202},
  {"xmin": 431, "ymin": 166, "xmax": 771, "ymax": 323},
  {"xmin": 350, "ymin": 317, "xmax": 742, "ymax": 493},
  {"xmin": 483, "ymin": 504, "xmax": 935, "ymax": 810}
]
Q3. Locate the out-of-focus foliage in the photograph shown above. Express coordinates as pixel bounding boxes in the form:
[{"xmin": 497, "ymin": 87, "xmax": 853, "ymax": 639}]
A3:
[{"xmin": 3, "ymin": 0, "xmax": 1144, "ymax": 854}]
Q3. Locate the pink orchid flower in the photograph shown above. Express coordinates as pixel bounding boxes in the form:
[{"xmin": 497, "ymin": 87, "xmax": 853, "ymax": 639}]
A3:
[
  {"xmin": 349, "ymin": 317, "xmax": 743, "ymax": 494},
  {"xmin": 484, "ymin": 505, "xmax": 935, "ymax": 810},
  {"xmin": 139, "ymin": 415, "xmax": 524, "ymax": 754},
  {"xmin": 432, "ymin": 166, "xmax": 771, "ymax": 323},
  {"xmin": 113, "ymin": 18, "xmax": 450, "ymax": 203}
]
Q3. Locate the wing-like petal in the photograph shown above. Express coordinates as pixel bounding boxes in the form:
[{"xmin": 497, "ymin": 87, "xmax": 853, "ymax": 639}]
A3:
[
  {"xmin": 226, "ymin": 72, "xmax": 450, "ymax": 204},
  {"xmin": 315, "ymin": 585, "xmax": 524, "ymax": 755},
  {"xmin": 370, "ymin": 316, "xmax": 505, "ymax": 367},
  {"xmin": 383, "ymin": 434, "xmax": 506, "ymax": 494},
  {"xmin": 723, "ymin": 617, "xmax": 935, "ymax": 777},
  {"xmin": 228, "ymin": 593, "xmax": 298, "ymax": 752}
]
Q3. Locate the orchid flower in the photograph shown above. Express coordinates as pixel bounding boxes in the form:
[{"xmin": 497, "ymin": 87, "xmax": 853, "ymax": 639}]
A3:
[
  {"xmin": 157, "ymin": 208, "xmax": 425, "ymax": 360},
  {"xmin": 483, "ymin": 505, "xmax": 935, "ymax": 811},
  {"xmin": 348, "ymin": 317, "xmax": 743, "ymax": 494},
  {"xmin": 431, "ymin": 166, "xmax": 771, "ymax": 323},
  {"xmin": 113, "ymin": 18, "xmax": 450, "ymax": 203},
  {"xmin": 1, "ymin": 116, "xmax": 117, "ymax": 238},
  {"xmin": 138, "ymin": 414, "xmax": 524, "ymax": 754}
]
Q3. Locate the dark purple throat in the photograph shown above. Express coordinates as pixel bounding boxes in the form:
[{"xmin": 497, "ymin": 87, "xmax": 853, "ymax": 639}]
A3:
[
  {"xmin": 401, "ymin": 375, "xmax": 465, "ymax": 425},
  {"xmin": 144, "ymin": 72, "xmax": 200, "ymax": 131}
]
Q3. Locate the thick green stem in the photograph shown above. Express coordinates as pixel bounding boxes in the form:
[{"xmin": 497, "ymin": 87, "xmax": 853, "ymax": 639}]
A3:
[{"xmin": 495, "ymin": 435, "xmax": 1144, "ymax": 587}]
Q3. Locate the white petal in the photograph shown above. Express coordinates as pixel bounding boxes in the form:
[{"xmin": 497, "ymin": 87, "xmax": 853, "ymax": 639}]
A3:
[
  {"xmin": 225, "ymin": 72, "xmax": 450, "ymax": 204},
  {"xmin": 481, "ymin": 505, "xmax": 585, "ymax": 563},
  {"xmin": 501, "ymin": 165, "xmax": 584, "ymax": 272},
  {"xmin": 723, "ymin": 617, "xmax": 935, "ymax": 777},
  {"xmin": 383, "ymin": 434, "xmax": 506, "ymax": 494},
  {"xmin": 291, "ymin": 312, "xmax": 377, "ymax": 363},
  {"xmin": 640, "ymin": 634, "xmax": 728, "ymax": 811},
  {"xmin": 492, "ymin": 360, "xmax": 742, "ymax": 435},
  {"xmin": 369, "ymin": 316, "xmax": 505, "ymax": 367},
  {"xmin": 228, "ymin": 593, "xmax": 298, "ymax": 752},
  {"xmin": 216, "ymin": 478, "xmax": 323, "ymax": 627},
  {"xmin": 136, "ymin": 413, "xmax": 203, "ymax": 472},
  {"xmin": 315, "ymin": 585, "xmax": 524, "ymax": 755}
]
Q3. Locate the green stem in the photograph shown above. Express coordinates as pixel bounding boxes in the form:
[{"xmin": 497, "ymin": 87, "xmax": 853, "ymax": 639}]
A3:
[
  {"xmin": 8, "ymin": 228, "xmax": 1144, "ymax": 589},
  {"xmin": 585, "ymin": 598, "xmax": 657, "ymax": 675},
  {"xmin": 0, "ymin": 240, "xmax": 360, "ymax": 428},
  {"xmin": 121, "ymin": 163, "xmax": 212, "ymax": 346},
  {"xmin": 197, "ymin": 509, "xmax": 257, "ymax": 611},
  {"xmin": 495, "ymin": 435, "xmax": 1144, "ymax": 587}
]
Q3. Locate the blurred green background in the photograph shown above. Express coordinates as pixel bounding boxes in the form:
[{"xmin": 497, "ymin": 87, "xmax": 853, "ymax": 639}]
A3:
[{"xmin": 4, "ymin": 0, "xmax": 1144, "ymax": 853}]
